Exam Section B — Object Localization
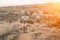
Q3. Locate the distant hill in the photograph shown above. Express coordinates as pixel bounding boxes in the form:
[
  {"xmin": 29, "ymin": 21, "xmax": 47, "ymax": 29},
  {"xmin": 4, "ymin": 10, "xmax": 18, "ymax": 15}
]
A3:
[{"xmin": 0, "ymin": 3, "xmax": 60, "ymax": 14}]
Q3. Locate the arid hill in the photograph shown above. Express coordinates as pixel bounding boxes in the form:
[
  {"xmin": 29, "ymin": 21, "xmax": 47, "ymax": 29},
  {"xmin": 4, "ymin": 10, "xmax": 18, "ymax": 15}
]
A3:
[{"xmin": 0, "ymin": 3, "xmax": 60, "ymax": 40}]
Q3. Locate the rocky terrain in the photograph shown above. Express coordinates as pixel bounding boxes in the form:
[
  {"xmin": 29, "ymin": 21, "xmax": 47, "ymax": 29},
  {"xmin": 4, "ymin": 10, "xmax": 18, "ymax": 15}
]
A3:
[
  {"xmin": 0, "ymin": 3, "xmax": 60, "ymax": 40},
  {"xmin": 0, "ymin": 23, "xmax": 60, "ymax": 40}
]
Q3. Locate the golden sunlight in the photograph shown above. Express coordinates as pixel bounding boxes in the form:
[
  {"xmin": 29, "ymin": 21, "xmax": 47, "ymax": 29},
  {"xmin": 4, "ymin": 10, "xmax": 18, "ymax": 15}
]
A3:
[{"xmin": 53, "ymin": 0, "xmax": 60, "ymax": 2}]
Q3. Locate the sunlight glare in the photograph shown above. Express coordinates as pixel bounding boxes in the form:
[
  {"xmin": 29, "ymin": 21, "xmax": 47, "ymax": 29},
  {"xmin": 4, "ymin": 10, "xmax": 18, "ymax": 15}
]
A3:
[{"xmin": 54, "ymin": 0, "xmax": 60, "ymax": 2}]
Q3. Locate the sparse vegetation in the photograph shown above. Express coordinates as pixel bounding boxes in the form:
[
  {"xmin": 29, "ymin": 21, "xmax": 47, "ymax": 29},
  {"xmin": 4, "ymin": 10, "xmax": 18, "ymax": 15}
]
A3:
[{"xmin": 0, "ymin": 3, "xmax": 60, "ymax": 40}]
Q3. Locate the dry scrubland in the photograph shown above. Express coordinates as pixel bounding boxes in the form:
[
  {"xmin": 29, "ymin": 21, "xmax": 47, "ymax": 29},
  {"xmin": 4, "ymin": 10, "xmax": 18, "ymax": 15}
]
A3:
[
  {"xmin": 0, "ymin": 3, "xmax": 60, "ymax": 40},
  {"xmin": 0, "ymin": 23, "xmax": 60, "ymax": 40}
]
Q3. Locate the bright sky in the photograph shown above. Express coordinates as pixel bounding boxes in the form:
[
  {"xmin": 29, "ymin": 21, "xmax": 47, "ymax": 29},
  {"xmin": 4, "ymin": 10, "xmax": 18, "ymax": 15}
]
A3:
[{"xmin": 0, "ymin": 0, "xmax": 59, "ymax": 6}]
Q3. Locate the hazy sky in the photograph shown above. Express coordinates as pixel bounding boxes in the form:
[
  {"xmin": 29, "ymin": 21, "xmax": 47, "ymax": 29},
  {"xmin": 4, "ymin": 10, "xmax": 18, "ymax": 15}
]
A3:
[{"xmin": 0, "ymin": 0, "xmax": 59, "ymax": 6}]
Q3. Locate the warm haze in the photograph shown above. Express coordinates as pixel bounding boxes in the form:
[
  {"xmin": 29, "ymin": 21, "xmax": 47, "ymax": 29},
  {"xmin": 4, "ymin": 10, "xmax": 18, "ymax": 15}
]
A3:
[
  {"xmin": 0, "ymin": 0, "xmax": 60, "ymax": 6},
  {"xmin": 0, "ymin": 0, "xmax": 60, "ymax": 40}
]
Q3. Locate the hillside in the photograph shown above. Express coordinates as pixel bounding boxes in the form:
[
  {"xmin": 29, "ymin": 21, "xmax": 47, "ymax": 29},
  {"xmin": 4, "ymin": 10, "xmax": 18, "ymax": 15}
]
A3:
[{"xmin": 0, "ymin": 3, "xmax": 60, "ymax": 40}]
